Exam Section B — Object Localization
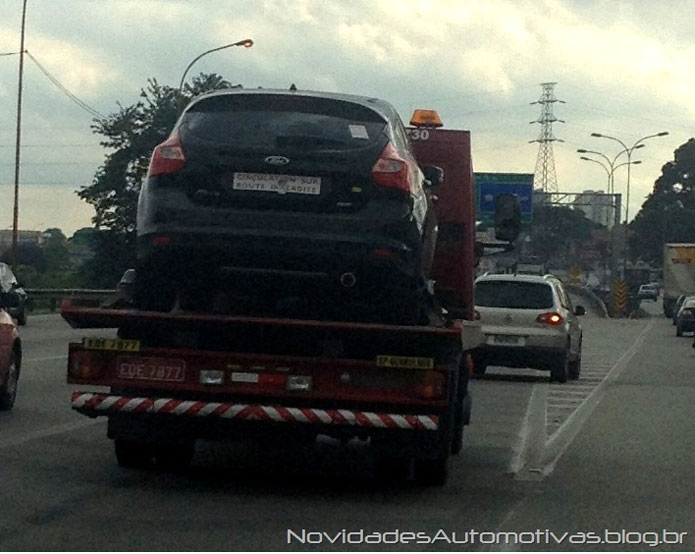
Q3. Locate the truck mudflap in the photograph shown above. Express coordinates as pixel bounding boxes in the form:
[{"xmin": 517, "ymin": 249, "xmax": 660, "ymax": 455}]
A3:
[{"xmin": 71, "ymin": 391, "xmax": 440, "ymax": 431}]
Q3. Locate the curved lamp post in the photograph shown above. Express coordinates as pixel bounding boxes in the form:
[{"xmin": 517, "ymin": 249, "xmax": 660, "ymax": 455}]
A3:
[
  {"xmin": 178, "ymin": 38, "xmax": 253, "ymax": 112},
  {"xmin": 590, "ymin": 131, "xmax": 668, "ymax": 275}
]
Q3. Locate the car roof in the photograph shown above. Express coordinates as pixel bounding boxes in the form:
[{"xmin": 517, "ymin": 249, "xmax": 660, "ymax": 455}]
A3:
[
  {"xmin": 475, "ymin": 273, "xmax": 556, "ymax": 285},
  {"xmin": 185, "ymin": 88, "xmax": 399, "ymax": 122}
]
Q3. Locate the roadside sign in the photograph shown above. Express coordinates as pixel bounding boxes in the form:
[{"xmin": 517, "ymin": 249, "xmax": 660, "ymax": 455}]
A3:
[
  {"xmin": 475, "ymin": 173, "xmax": 534, "ymax": 224},
  {"xmin": 613, "ymin": 280, "xmax": 628, "ymax": 312}
]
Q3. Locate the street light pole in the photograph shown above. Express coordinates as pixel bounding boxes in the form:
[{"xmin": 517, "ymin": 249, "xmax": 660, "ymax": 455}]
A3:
[
  {"xmin": 591, "ymin": 131, "xmax": 669, "ymax": 274},
  {"xmin": 11, "ymin": 0, "xmax": 27, "ymax": 273},
  {"xmin": 177, "ymin": 38, "xmax": 253, "ymax": 113}
]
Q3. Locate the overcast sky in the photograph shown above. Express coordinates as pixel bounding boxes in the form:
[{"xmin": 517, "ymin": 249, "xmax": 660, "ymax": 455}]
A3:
[{"xmin": 0, "ymin": 0, "xmax": 693, "ymax": 236}]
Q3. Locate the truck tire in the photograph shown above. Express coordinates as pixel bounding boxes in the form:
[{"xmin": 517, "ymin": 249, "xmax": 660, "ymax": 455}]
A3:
[
  {"xmin": 414, "ymin": 456, "xmax": 449, "ymax": 486},
  {"xmin": 550, "ymin": 349, "xmax": 569, "ymax": 383},
  {"xmin": 471, "ymin": 353, "xmax": 487, "ymax": 376},
  {"xmin": 0, "ymin": 350, "xmax": 19, "ymax": 411},
  {"xmin": 374, "ymin": 455, "xmax": 411, "ymax": 483},
  {"xmin": 16, "ymin": 305, "xmax": 27, "ymax": 326},
  {"xmin": 115, "ymin": 440, "xmax": 154, "ymax": 469},
  {"xmin": 154, "ymin": 442, "xmax": 195, "ymax": 472}
]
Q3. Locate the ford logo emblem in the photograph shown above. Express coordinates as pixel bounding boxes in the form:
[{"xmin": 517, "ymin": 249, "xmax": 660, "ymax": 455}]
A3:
[{"xmin": 264, "ymin": 156, "xmax": 290, "ymax": 165}]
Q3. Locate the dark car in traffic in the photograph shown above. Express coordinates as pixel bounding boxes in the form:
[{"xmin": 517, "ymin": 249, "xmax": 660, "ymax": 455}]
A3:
[
  {"xmin": 0, "ymin": 291, "xmax": 21, "ymax": 410},
  {"xmin": 0, "ymin": 262, "xmax": 28, "ymax": 326},
  {"xmin": 136, "ymin": 89, "xmax": 441, "ymax": 324},
  {"xmin": 676, "ymin": 298, "xmax": 695, "ymax": 336}
]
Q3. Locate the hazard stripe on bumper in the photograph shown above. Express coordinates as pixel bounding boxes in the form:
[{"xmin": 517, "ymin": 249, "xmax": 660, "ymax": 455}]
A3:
[{"xmin": 71, "ymin": 392, "xmax": 439, "ymax": 431}]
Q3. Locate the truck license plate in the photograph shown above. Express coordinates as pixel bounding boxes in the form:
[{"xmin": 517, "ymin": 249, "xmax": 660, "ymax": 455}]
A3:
[
  {"xmin": 83, "ymin": 337, "xmax": 140, "ymax": 352},
  {"xmin": 116, "ymin": 357, "xmax": 186, "ymax": 382}
]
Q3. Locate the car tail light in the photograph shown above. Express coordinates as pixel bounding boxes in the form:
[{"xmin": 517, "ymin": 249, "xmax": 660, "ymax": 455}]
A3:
[
  {"xmin": 371, "ymin": 142, "xmax": 411, "ymax": 193},
  {"xmin": 537, "ymin": 312, "xmax": 564, "ymax": 325},
  {"xmin": 681, "ymin": 308, "xmax": 694, "ymax": 317},
  {"xmin": 415, "ymin": 370, "xmax": 446, "ymax": 400},
  {"xmin": 69, "ymin": 351, "xmax": 103, "ymax": 379},
  {"xmin": 148, "ymin": 133, "xmax": 185, "ymax": 176}
]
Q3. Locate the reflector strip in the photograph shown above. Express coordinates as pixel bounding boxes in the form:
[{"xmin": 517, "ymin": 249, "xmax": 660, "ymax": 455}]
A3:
[{"xmin": 70, "ymin": 392, "xmax": 439, "ymax": 430}]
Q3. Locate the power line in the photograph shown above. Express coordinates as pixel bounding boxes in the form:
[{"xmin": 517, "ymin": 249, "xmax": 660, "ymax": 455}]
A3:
[{"xmin": 24, "ymin": 50, "xmax": 105, "ymax": 119}]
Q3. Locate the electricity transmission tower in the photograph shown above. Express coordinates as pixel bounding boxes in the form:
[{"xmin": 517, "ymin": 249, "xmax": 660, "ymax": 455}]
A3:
[{"xmin": 530, "ymin": 82, "xmax": 565, "ymax": 192}]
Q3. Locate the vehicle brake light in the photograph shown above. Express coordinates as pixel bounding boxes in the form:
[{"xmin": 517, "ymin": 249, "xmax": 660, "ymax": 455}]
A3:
[
  {"xmin": 69, "ymin": 351, "xmax": 103, "ymax": 379},
  {"xmin": 371, "ymin": 142, "xmax": 411, "ymax": 193},
  {"xmin": 152, "ymin": 236, "xmax": 171, "ymax": 246},
  {"xmin": 415, "ymin": 371, "xmax": 445, "ymax": 400},
  {"xmin": 148, "ymin": 133, "xmax": 186, "ymax": 176},
  {"xmin": 537, "ymin": 312, "xmax": 564, "ymax": 325},
  {"xmin": 681, "ymin": 308, "xmax": 694, "ymax": 316}
]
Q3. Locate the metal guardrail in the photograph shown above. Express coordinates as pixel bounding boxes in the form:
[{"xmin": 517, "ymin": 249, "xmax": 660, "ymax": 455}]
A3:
[
  {"xmin": 24, "ymin": 288, "xmax": 115, "ymax": 298},
  {"xmin": 24, "ymin": 289, "xmax": 116, "ymax": 312}
]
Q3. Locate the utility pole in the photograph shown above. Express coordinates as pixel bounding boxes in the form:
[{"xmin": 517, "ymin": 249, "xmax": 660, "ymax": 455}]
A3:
[
  {"xmin": 530, "ymin": 82, "xmax": 565, "ymax": 193},
  {"xmin": 11, "ymin": 0, "xmax": 28, "ymax": 272}
]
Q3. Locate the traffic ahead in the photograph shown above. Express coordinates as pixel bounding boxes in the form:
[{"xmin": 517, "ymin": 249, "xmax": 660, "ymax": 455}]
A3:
[{"xmin": 1, "ymin": 294, "xmax": 693, "ymax": 551}]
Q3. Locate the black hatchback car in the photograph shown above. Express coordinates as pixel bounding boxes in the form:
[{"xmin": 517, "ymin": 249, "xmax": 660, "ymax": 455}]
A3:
[{"xmin": 136, "ymin": 89, "xmax": 440, "ymax": 324}]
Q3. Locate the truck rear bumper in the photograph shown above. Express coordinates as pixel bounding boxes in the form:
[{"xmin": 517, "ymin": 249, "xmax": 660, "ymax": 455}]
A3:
[{"xmin": 71, "ymin": 391, "xmax": 440, "ymax": 431}]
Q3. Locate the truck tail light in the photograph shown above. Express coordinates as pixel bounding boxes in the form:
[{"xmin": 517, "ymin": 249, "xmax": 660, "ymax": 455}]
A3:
[
  {"xmin": 371, "ymin": 142, "xmax": 411, "ymax": 193},
  {"xmin": 69, "ymin": 351, "xmax": 103, "ymax": 379},
  {"xmin": 415, "ymin": 371, "xmax": 445, "ymax": 400},
  {"xmin": 148, "ymin": 133, "xmax": 185, "ymax": 176},
  {"xmin": 537, "ymin": 312, "xmax": 564, "ymax": 326}
]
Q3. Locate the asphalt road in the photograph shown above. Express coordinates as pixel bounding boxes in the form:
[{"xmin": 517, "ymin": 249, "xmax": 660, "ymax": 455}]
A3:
[{"xmin": 0, "ymin": 303, "xmax": 692, "ymax": 551}]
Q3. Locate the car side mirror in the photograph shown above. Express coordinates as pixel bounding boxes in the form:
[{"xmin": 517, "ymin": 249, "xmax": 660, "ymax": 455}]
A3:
[
  {"xmin": 574, "ymin": 306, "xmax": 586, "ymax": 316},
  {"xmin": 0, "ymin": 292, "xmax": 19, "ymax": 309},
  {"xmin": 422, "ymin": 165, "xmax": 444, "ymax": 188},
  {"xmin": 494, "ymin": 193, "xmax": 521, "ymax": 242}
]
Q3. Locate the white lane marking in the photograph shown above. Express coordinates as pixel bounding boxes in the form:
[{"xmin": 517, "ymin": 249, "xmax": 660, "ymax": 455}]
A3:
[
  {"xmin": 509, "ymin": 384, "xmax": 547, "ymax": 476},
  {"xmin": 541, "ymin": 318, "xmax": 655, "ymax": 476},
  {"xmin": 0, "ymin": 419, "xmax": 103, "ymax": 450}
]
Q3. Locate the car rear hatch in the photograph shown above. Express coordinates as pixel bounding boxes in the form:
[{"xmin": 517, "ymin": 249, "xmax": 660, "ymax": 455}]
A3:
[
  {"xmin": 475, "ymin": 280, "xmax": 561, "ymax": 339},
  {"xmin": 167, "ymin": 93, "xmax": 391, "ymax": 214}
]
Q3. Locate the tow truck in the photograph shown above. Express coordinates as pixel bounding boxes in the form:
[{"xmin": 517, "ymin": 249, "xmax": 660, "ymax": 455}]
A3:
[{"xmin": 62, "ymin": 109, "xmax": 519, "ymax": 485}]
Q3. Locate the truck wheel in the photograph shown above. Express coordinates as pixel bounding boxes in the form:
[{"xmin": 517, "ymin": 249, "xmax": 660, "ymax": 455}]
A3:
[
  {"xmin": 16, "ymin": 305, "xmax": 27, "ymax": 326},
  {"xmin": 472, "ymin": 354, "xmax": 487, "ymax": 376},
  {"xmin": 451, "ymin": 390, "xmax": 467, "ymax": 454},
  {"xmin": 154, "ymin": 442, "xmax": 195, "ymax": 472},
  {"xmin": 550, "ymin": 350, "xmax": 569, "ymax": 383},
  {"xmin": 115, "ymin": 440, "xmax": 154, "ymax": 469},
  {"xmin": 414, "ymin": 456, "xmax": 449, "ymax": 486},
  {"xmin": 0, "ymin": 351, "xmax": 19, "ymax": 411},
  {"xmin": 374, "ymin": 455, "xmax": 411, "ymax": 482}
]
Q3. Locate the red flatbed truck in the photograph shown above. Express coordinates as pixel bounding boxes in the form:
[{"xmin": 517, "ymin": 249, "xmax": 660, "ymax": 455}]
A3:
[{"xmin": 63, "ymin": 111, "xmax": 504, "ymax": 485}]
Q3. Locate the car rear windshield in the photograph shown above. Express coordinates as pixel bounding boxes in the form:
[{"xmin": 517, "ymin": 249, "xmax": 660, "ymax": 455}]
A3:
[
  {"xmin": 181, "ymin": 94, "xmax": 387, "ymax": 150},
  {"xmin": 475, "ymin": 281, "xmax": 555, "ymax": 309}
]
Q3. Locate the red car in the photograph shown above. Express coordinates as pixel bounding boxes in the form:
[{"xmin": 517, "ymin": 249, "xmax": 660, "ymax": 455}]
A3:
[{"xmin": 0, "ymin": 292, "xmax": 21, "ymax": 410}]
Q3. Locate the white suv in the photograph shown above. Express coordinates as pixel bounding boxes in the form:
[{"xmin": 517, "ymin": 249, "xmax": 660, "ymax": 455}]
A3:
[{"xmin": 472, "ymin": 273, "xmax": 584, "ymax": 382}]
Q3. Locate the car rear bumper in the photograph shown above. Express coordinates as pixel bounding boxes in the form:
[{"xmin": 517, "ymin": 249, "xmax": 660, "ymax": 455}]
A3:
[{"xmin": 474, "ymin": 345, "xmax": 565, "ymax": 370}]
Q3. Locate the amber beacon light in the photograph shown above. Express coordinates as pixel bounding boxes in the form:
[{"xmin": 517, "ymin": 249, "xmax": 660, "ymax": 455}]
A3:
[{"xmin": 410, "ymin": 109, "xmax": 443, "ymax": 128}]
